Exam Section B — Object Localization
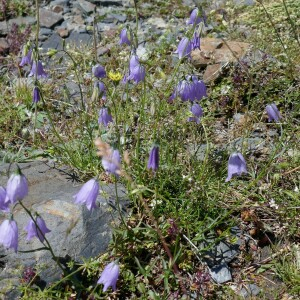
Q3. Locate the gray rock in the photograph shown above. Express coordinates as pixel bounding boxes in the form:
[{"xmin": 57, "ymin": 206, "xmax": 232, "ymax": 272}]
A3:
[
  {"xmin": 8, "ymin": 16, "xmax": 36, "ymax": 26},
  {"xmin": 50, "ymin": 0, "xmax": 70, "ymax": 6},
  {"xmin": 39, "ymin": 8, "xmax": 64, "ymax": 29},
  {"xmin": 41, "ymin": 32, "xmax": 63, "ymax": 50},
  {"xmin": 209, "ymin": 263, "xmax": 232, "ymax": 283},
  {"xmin": 145, "ymin": 17, "xmax": 168, "ymax": 29},
  {"xmin": 234, "ymin": 0, "xmax": 255, "ymax": 5},
  {"xmin": 66, "ymin": 30, "xmax": 93, "ymax": 45},
  {"xmin": 77, "ymin": 0, "xmax": 96, "ymax": 14},
  {"xmin": 97, "ymin": 22, "xmax": 118, "ymax": 32},
  {"xmin": 39, "ymin": 28, "xmax": 53, "ymax": 36},
  {"xmin": 0, "ymin": 21, "xmax": 8, "ymax": 36},
  {"xmin": 239, "ymin": 284, "xmax": 261, "ymax": 298},
  {"xmin": 0, "ymin": 161, "xmax": 128, "ymax": 296},
  {"xmin": 109, "ymin": 13, "xmax": 127, "ymax": 23},
  {"xmin": 188, "ymin": 144, "xmax": 208, "ymax": 161}
]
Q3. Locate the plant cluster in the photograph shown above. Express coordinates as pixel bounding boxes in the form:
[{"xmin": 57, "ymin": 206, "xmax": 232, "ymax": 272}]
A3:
[{"xmin": 0, "ymin": 0, "xmax": 299, "ymax": 299}]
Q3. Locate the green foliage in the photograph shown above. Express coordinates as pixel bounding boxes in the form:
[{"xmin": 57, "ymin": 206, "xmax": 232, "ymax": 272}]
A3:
[{"xmin": 1, "ymin": 0, "xmax": 299, "ymax": 298}]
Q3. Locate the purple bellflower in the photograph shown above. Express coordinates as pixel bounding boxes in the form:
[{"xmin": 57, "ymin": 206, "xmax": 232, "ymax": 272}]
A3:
[
  {"xmin": 97, "ymin": 261, "xmax": 120, "ymax": 292},
  {"xmin": 96, "ymin": 81, "xmax": 106, "ymax": 99},
  {"xmin": 19, "ymin": 49, "xmax": 32, "ymax": 67},
  {"xmin": 119, "ymin": 28, "xmax": 131, "ymax": 46},
  {"xmin": 226, "ymin": 152, "xmax": 247, "ymax": 182},
  {"xmin": 266, "ymin": 103, "xmax": 282, "ymax": 122},
  {"xmin": 147, "ymin": 145, "xmax": 159, "ymax": 172},
  {"xmin": 0, "ymin": 187, "xmax": 10, "ymax": 212},
  {"xmin": 73, "ymin": 179, "xmax": 99, "ymax": 211},
  {"xmin": 92, "ymin": 64, "xmax": 106, "ymax": 79},
  {"xmin": 0, "ymin": 220, "xmax": 18, "ymax": 253},
  {"xmin": 25, "ymin": 216, "xmax": 51, "ymax": 243},
  {"xmin": 98, "ymin": 108, "xmax": 113, "ymax": 127},
  {"xmin": 6, "ymin": 171, "xmax": 28, "ymax": 205},
  {"xmin": 170, "ymin": 76, "xmax": 207, "ymax": 102},
  {"xmin": 174, "ymin": 37, "xmax": 192, "ymax": 59},
  {"xmin": 188, "ymin": 103, "xmax": 203, "ymax": 123},
  {"xmin": 191, "ymin": 32, "xmax": 200, "ymax": 50},
  {"xmin": 186, "ymin": 8, "xmax": 201, "ymax": 26},
  {"xmin": 29, "ymin": 61, "xmax": 48, "ymax": 78},
  {"xmin": 33, "ymin": 86, "xmax": 40, "ymax": 103},
  {"xmin": 187, "ymin": 8, "xmax": 207, "ymax": 26},
  {"xmin": 102, "ymin": 149, "xmax": 121, "ymax": 176},
  {"xmin": 126, "ymin": 55, "xmax": 145, "ymax": 84}
]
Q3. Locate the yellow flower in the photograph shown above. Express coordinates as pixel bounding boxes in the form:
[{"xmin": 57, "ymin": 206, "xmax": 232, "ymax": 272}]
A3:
[{"xmin": 108, "ymin": 71, "xmax": 123, "ymax": 82}]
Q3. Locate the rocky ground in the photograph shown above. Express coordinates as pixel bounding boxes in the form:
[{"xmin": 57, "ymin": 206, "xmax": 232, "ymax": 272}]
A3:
[{"xmin": 0, "ymin": 0, "xmax": 299, "ymax": 299}]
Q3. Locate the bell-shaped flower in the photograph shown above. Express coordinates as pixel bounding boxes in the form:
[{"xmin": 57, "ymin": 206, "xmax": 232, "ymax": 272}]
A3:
[
  {"xmin": 127, "ymin": 55, "xmax": 145, "ymax": 84},
  {"xmin": 174, "ymin": 37, "xmax": 192, "ymax": 59},
  {"xmin": 266, "ymin": 103, "xmax": 282, "ymax": 122},
  {"xmin": 186, "ymin": 8, "xmax": 201, "ymax": 26},
  {"xmin": 6, "ymin": 171, "xmax": 28, "ymax": 205},
  {"xmin": 98, "ymin": 107, "xmax": 113, "ymax": 127},
  {"xmin": 24, "ymin": 216, "xmax": 51, "ymax": 243},
  {"xmin": 172, "ymin": 76, "xmax": 207, "ymax": 102},
  {"xmin": 147, "ymin": 146, "xmax": 159, "ymax": 172},
  {"xmin": 226, "ymin": 152, "xmax": 247, "ymax": 182},
  {"xmin": 188, "ymin": 103, "xmax": 203, "ymax": 124},
  {"xmin": 97, "ymin": 261, "xmax": 120, "ymax": 292},
  {"xmin": 102, "ymin": 149, "xmax": 121, "ymax": 176},
  {"xmin": 0, "ymin": 220, "xmax": 18, "ymax": 252},
  {"xmin": 29, "ymin": 61, "xmax": 48, "ymax": 78},
  {"xmin": 33, "ymin": 86, "xmax": 40, "ymax": 103},
  {"xmin": 0, "ymin": 187, "xmax": 10, "ymax": 212},
  {"xmin": 187, "ymin": 8, "xmax": 207, "ymax": 26},
  {"xmin": 191, "ymin": 32, "xmax": 200, "ymax": 50},
  {"xmin": 190, "ymin": 76, "xmax": 207, "ymax": 101},
  {"xmin": 92, "ymin": 64, "xmax": 106, "ymax": 79},
  {"xmin": 73, "ymin": 179, "xmax": 99, "ymax": 211},
  {"xmin": 119, "ymin": 28, "xmax": 131, "ymax": 46},
  {"xmin": 19, "ymin": 49, "xmax": 32, "ymax": 67}
]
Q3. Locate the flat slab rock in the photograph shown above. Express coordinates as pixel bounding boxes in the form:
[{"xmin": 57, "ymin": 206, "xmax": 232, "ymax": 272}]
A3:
[
  {"xmin": 191, "ymin": 38, "xmax": 251, "ymax": 83},
  {"xmin": 0, "ymin": 160, "xmax": 128, "ymax": 298}
]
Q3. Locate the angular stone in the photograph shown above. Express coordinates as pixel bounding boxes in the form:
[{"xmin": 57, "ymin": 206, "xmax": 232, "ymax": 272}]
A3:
[
  {"xmin": 201, "ymin": 38, "xmax": 223, "ymax": 52},
  {"xmin": 209, "ymin": 264, "xmax": 232, "ymax": 283},
  {"xmin": 52, "ymin": 5, "xmax": 64, "ymax": 14},
  {"xmin": 239, "ymin": 284, "xmax": 261, "ymax": 298},
  {"xmin": 0, "ymin": 161, "xmax": 128, "ymax": 296},
  {"xmin": 145, "ymin": 17, "xmax": 168, "ymax": 29},
  {"xmin": 109, "ymin": 13, "xmax": 127, "ymax": 23},
  {"xmin": 41, "ymin": 32, "xmax": 63, "ymax": 50},
  {"xmin": 78, "ymin": 0, "xmax": 96, "ymax": 14},
  {"xmin": 66, "ymin": 31, "xmax": 92, "ymax": 45},
  {"xmin": 214, "ymin": 41, "xmax": 250, "ymax": 63},
  {"xmin": 203, "ymin": 63, "xmax": 222, "ymax": 83},
  {"xmin": 0, "ymin": 21, "xmax": 8, "ymax": 36},
  {"xmin": 56, "ymin": 27, "xmax": 69, "ymax": 38},
  {"xmin": 192, "ymin": 38, "xmax": 251, "ymax": 68},
  {"xmin": 191, "ymin": 49, "xmax": 210, "ymax": 68},
  {"xmin": 39, "ymin": 8, "xmax": 64, "ymax": 29},
  {"xmin": 8, "ymin": 16, "xmax": 36, "ymax": 26}
]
